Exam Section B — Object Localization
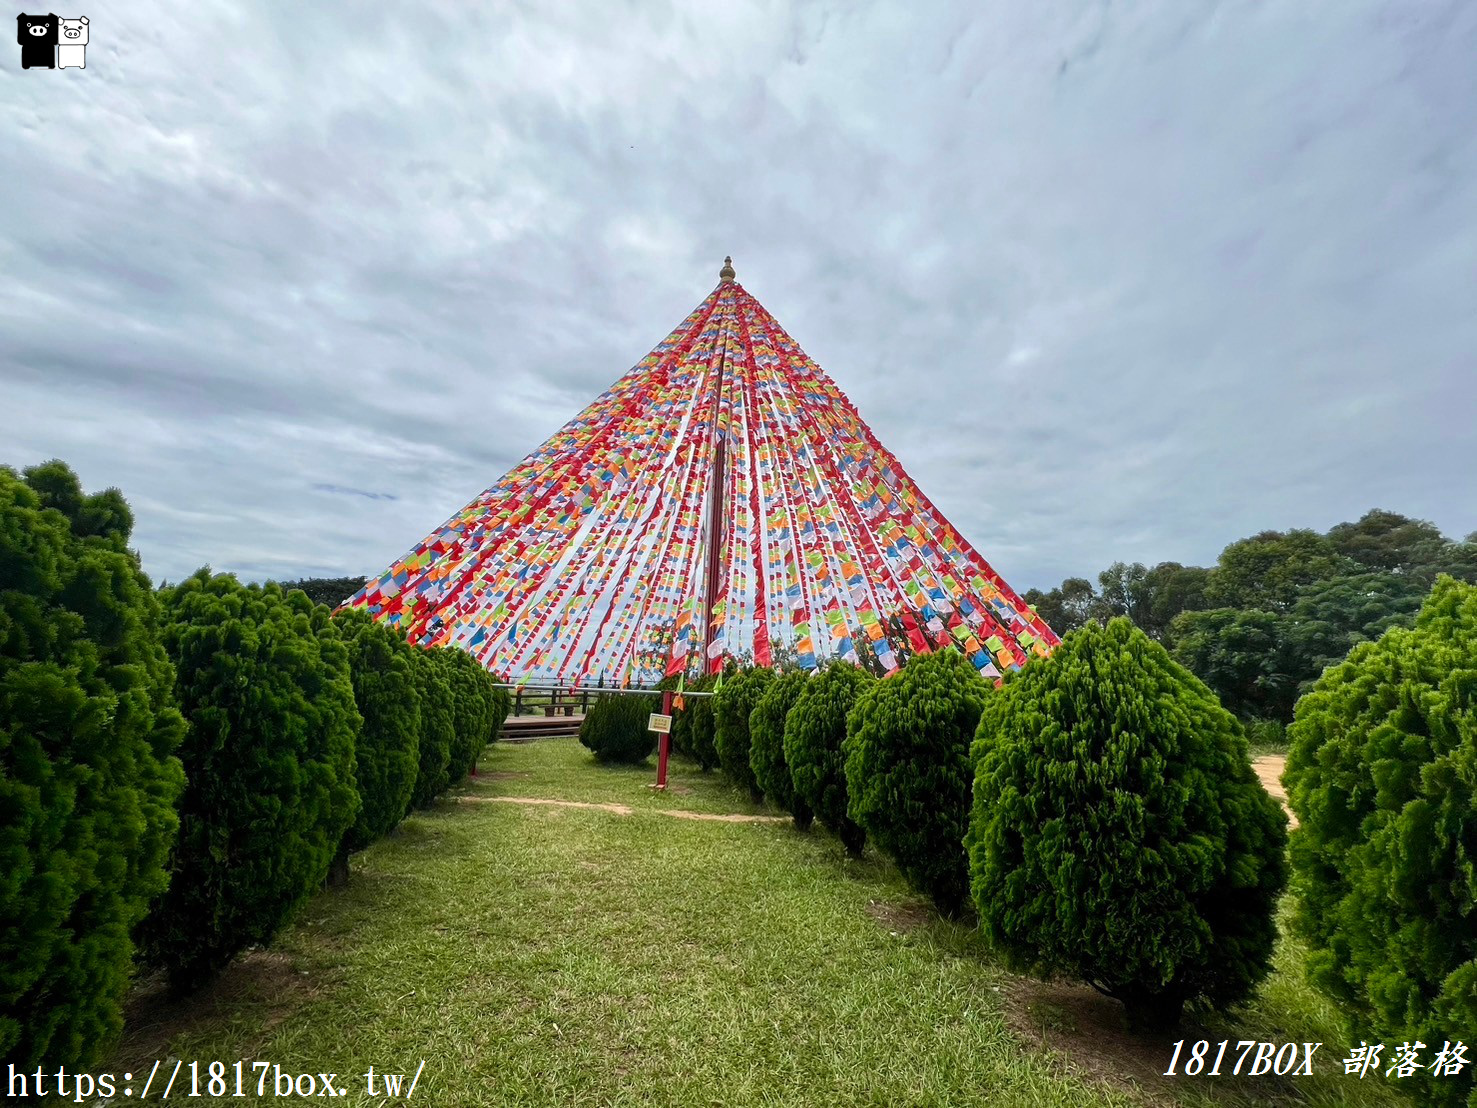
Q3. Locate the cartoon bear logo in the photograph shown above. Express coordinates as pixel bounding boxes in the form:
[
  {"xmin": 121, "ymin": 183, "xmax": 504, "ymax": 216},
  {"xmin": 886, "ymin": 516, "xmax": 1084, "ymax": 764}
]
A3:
[
  {"xmin": 17, "ymin": 13, "xmax": 59, "ymax": 69},
  {"xmin": 57, "ymin": 15, "xmax": 87, "ymax": 68}
]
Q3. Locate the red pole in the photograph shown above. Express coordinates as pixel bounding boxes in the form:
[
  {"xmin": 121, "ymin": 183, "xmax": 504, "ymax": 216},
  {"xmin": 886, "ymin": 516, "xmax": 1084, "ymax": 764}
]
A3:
[
  {"xmin": 701, "ymin": 299, "xmax": 730, "ymax": 674},
  {"xmin": 656, "ymin": 689, "xmax": 673, "ymax": 789}
]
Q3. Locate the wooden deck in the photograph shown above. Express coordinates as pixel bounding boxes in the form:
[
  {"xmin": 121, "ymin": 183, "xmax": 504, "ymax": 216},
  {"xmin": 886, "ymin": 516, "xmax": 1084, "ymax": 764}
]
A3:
[{"xmin": 499, "ymin": 713, "xmax": 586, "ymax": 742}]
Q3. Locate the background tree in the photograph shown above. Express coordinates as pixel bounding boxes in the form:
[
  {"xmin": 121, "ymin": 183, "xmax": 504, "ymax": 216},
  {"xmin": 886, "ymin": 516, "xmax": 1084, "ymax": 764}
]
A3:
[
  {"xmin": 1021, "ymin": 509, "xmax": 1473, "ymax": 730},
  {"xmin": 968, "ymin": 618, "xmax": 1288, "ymax": 1032},
  {"xmin": 1022, "ymin": 576, "xmax": 1098, "ymax": 636},
  {"xmin": 1141, "ymin": 562, "xmax": 1213, "ymax": 638},
  {"xmin": 844, "ymin": 648, "xmax": 987, "ymax": 915},
  {"xmin": 784, "ymin": 660, "xmax": 874, "ymax": 856},
  {"xmin": 1280, "ymin": 571, "xmax": 1426, "ymax": 676},
  {"xmin": 1092, "ymin": 561, "xmax": 1152, "ymax": 628},
  {"xmin": 1283, "ymin": 577, "xmax": 1476, "ymax": 1108},
  {"xmin": 330, "ymin": 607, "xmax": 422, "ymax": 884},
  {"xmin": 409, "ymin": 646, "xmax": 455, "ymax": 808},
  {"xmin": 715, "ymin": 666, "xmax": 774, "ymax": 801},
  {"xmin": 1168, "ymin": 608, "xmax": 1299, "ymax": 721},
  {"xmin": 749, "ymin": 670, "xmax": 813, "ymax": 829},
  {"xmin": 0, "ymin": 462, "xmax": 186, "ymax": 1068},
  {"xmin": 276, "ymin": 575, "xmax": 368, "ymax": 608},
  {"xmin": 1325, "ymin": 509, "xmax": 1449, "ymax": 577},
  {"xmin": 1202, "ymin": 529, "xmax": 1356, "ymax": 611},
  {"xmin": 142, "ymin": 572, "xmax": 360, "ymax": 992},
  {"xmin": 1170, "ymin": 571, "xmax": 1429, "ymax": 724}
]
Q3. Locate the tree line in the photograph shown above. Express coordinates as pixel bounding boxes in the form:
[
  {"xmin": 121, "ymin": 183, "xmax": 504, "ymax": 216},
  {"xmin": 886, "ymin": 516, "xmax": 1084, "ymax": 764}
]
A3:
[{"xmin": 1023, "ymin": 509, "xmax": 1477, "ymax": 729}]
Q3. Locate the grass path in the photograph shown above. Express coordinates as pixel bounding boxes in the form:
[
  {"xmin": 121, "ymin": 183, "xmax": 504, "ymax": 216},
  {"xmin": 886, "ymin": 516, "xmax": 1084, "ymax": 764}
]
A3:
[{"xmin": 107, "ymin": 740, "xmax": 1399, "ymax": 1108}]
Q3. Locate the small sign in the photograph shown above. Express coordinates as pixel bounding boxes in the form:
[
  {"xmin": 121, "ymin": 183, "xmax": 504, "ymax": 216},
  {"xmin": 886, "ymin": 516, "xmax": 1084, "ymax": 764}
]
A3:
[{"xmin": 648, "ymin": 712, "xmax": 672, "ymax": 734}]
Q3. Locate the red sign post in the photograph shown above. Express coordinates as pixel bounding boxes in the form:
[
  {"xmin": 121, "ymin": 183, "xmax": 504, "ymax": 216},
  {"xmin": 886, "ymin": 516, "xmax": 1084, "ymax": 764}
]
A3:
[{"xmin": 655, "ymin": 689, "xmax": 674, "ymax": 789}]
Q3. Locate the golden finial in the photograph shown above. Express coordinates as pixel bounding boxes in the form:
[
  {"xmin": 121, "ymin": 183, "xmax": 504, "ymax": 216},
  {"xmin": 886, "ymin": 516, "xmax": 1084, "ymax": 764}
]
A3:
[{"xmin": 719, "ymin": 256, "xmax": 736, "ymax": 283}]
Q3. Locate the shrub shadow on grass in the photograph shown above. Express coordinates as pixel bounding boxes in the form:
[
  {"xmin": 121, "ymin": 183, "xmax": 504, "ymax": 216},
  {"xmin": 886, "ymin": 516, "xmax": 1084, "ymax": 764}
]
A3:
[
  {"xmin": 112, "ymin": 952, "xmax": 321, "ymax": 1075},
  {"xmin": 1000, "ymin": 978, "xmax": 1314, "ymax": 1106}
]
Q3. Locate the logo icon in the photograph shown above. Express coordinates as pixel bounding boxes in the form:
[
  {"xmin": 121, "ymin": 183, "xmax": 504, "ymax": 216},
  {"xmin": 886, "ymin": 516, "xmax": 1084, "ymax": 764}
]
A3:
[
  {"xmin": 57, "ymin": 14, "xmax": 85, "ymax": 68},
  {"xmin": 16, "ymin": 12, "xmax": 87, "ymax": 69},
  {"xmin": 17, "ymin": 12, "xmax": 57, "ymax": 68}
]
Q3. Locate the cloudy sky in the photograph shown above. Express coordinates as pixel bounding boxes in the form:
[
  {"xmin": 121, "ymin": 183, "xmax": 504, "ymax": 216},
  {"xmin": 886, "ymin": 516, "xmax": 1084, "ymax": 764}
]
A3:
[{"xmin": 3, "ymin": 1, "xmax": 1473, "ymax": 593}]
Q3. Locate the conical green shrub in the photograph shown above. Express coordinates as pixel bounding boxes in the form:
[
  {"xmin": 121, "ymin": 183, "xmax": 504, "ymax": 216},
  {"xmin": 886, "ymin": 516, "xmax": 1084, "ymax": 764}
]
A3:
[
  {"xmin": 784, "ymin": 660, "xmax": 874, "ymax": 856},
  {"xmin": 144, "ymin": 571, "xmax": 360, "ymax": 992},
  {"xmin": 579, "ymin": 691, "xmax": 660, "ymax": 763},
  {"xmin": 331, "ymin": 607, "xmax": 421, "ymax": 869},
  {"xmin": 968, "ymin": 618, "xmax": 1287, "ymax": 1031},
  {"xmin": 0, "ymin": 462, "xmax": 186, "ymax": 1066},
  {"xmin": 687, "ymin": 673, "xmax": 720, "ymax": 771},
  {"xmin": 715, "ymin": 666, "xmax": 774, "ymax": 801},
  {"xmin": 1284, "ymin": 576, "xmax": 1476, "ymax": 1108},
  {"xmin": 409, "ymin": 646, "xmax": 455, "ymax": 809},
  {"xmin": 750, "ymin": 671, "xmax": 813, "ymax": 829},
  {"xmin": 844, "ymin": 648, "xmax": 988, "ymax": 915}
]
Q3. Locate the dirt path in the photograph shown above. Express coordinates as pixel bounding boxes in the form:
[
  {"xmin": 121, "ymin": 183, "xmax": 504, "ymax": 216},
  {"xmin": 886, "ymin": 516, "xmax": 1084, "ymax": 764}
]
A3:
[
  {"xmin": 466, "ymin": 760, "xmax": 1295, "ymax": 830},
  {"xmin": 1252, "ymin": 754, "xmax": 1296, "ymax": 828},
  {"xmin": 456, "ymin": 794, "xmax": 791, "ymax": 824}
]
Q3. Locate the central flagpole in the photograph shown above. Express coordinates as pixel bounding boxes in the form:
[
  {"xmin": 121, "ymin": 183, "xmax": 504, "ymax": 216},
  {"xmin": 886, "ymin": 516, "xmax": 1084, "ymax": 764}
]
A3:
[{"xmin": 701, "ymin": 257, "xmax": 736, "ymax": 676}]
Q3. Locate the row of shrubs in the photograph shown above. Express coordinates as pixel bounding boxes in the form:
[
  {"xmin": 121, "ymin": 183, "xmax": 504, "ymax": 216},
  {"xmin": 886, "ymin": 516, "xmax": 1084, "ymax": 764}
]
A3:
[
  {"xmin": 580, "ymin": 578, "xmax": 1475, "ymax": 1105},
  {"xmin": 1, "ymin": 462, "xmax": 509, "ymax": 1070}
]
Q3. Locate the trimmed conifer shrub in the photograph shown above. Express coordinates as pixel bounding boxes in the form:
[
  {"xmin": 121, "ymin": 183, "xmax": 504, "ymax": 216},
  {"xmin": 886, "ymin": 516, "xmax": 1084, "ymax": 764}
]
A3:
[
  {"xmin": 0, "ymin": 462, "xmax": 187, "ymax": 1068},
  {"xmin": 687, "ymin": 673, "xmax": 721, "ymax": 771},
  {"xmin": 750, "ymin": 670, "xmax": 813, "ymax": 829},
  {"xmin": 715, "ymin": 666, "xmax": 774, "ymax": 801},
  {"xmin": 784, "ymin": 660, "xmax": 874, "ymax": 855},
  {"xmin": 579, "ymin": 691, "xmax": 660, "ymax": 763},
  {"xmin": 968, "ymin": 618, "xmax": 1288, "ymax": 1032},
  {"xmin": 843, "ymin": 648, "xmax": 988, "ymax": 915},
  {"xmin": 436, "ymin": 647, "xmax": 493, "ymax": 784},
  {"xmin": 330, "ymin": 607, "xmax": 421, "ymax": 882},
  {"xmin": 1284, "ymin": 576, "xmax": 1476, "ymax": 1108},
  {"xmin": 484, "ymin": 676, "xmax": 511, "ymax": 756},
  {"xmin": 409, "ymin": 645, "xmax": 455, "ymax": 808},
  {"xmin": 143, "ymin": 571, "xmax": 360, "ymax": 992}
]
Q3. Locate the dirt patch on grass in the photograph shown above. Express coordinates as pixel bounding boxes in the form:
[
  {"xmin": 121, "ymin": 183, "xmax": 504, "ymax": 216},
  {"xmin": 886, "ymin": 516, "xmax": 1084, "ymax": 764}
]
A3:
[
  {"xmin": 469, "ymin": 795, "xmax": 637, "ymax": 815},
  {"xmin": 1253, "ymin": 754, "xmax": 1296, "ymax": 829},
  {"xmin": 1002, "ymin": 978, "xmax": 1300, "ymax": 1106},
  {"xmin": 112, "ymin": 950, "xmax": 321, "ymax": 1070},
  {"xmin": 661, "ymin": 809, "xmax": 789, "ymax": 824},
  {"xmin": 457, "ymin": 795, "xmax": 790, "ymax": 824},
  {"xmin": 865, "ymin": 899, "xmax": 932, "ymax": 932}
]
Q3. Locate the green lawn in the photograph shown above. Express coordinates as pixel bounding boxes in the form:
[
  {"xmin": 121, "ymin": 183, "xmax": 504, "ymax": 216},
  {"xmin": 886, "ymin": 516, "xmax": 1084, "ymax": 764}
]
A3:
[{"xmin": 104, "ymin": 739, "xmax": 1406, "ymax": 1107}]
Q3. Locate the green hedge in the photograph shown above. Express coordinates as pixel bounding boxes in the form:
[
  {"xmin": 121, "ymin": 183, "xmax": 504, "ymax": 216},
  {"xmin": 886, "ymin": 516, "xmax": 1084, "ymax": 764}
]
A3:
[
  {"xmin": 331, "ymin": 607, "xmax": 421, "ymax": 875},
  {"xmin": 1284, "ymin": 577, "xmax": 1476, "ymax": 1108},
  {"xmin": 784, "ymin": 661, "xmax": 874, "ymax": 855},
  {"xmin": 686, "ymin": 674, "xmax": 720, "ymax": 771},
  {"xmin": 409, "ymin": 646, "xmax": 456, "ymax": 808},
  {"xmin": 844, "ymin": 649, "xmax": 987, "ymax": 915},
  {"xmin": 750, "ymin": 671, "xmax": 813, "ymax": 829},
  {"xmin": 438, "ymin": 647, "xmax": 494, "ymax": 784},
  {"xmin": 143, "ymin": 571, "xmax": 360, "ymax": 992},
  {"xmin": 968, "ymin": 618, "xmax": 1288, "ymax": 1031},
  {"xmin": 715, "ymin": 666, "xmax": 774, "ymax": 801},
  {"xmin": 580, "ymin": 692, "xmax": 660, "ymax": 763},
  {"xmin": 0, "ymin": 462, "xmax": 186, "ymax": 1067}
]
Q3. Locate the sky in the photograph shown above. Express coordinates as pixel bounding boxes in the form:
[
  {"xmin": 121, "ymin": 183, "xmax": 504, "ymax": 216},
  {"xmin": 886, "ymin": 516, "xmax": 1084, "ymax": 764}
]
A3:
[{"xmin": 3, "ymin": 0, "xmax": 1474, "ymax": 594}]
